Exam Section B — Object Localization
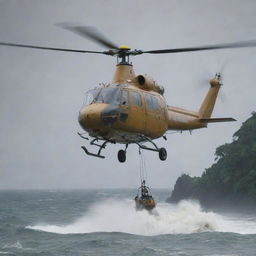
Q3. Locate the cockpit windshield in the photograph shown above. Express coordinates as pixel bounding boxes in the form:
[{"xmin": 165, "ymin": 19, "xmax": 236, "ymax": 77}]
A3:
[{"xmin": 84, "ymin": 87, "xmax": 121, "ymax": 105}]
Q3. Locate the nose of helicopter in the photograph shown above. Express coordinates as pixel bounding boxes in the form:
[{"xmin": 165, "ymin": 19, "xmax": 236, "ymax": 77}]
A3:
[
  {"xmin": 78, "ymin": 103, "xmax": 120, "ymax": 131},
  {"xmin": 78, "ymin": 104, "xmax": 105, "ymax": 131}
]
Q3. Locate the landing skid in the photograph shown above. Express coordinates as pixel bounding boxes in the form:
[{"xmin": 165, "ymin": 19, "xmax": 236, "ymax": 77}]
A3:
[{"xmin": 78, "ymin": 132, "xmax": 167, "ymax": 162}]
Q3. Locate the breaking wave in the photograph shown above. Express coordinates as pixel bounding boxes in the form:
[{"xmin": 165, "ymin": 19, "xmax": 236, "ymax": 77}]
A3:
[
  {"xmin": 27, "ymin": 199, "xmax": 220, "ymax": 236},
  {"xmin": 27, "ymin": 199, "xmax": 256, "ymax": 236}
]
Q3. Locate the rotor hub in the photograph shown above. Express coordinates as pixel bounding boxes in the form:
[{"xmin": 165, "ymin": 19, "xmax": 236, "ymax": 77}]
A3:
[{"xmin": 118, "ymin": 45, "xmax": 131, "ymax": 50}]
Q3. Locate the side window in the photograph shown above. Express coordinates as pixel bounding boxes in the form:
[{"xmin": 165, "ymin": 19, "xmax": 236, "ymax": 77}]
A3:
[
  {"xmin": 121, "ymin": 90, "xmax": 129, "ymax": 106},
  {"xmin": 145, "ymin": 94, "xmax": 158, "ymax": 110},
  {"xmin": 152, "ymin": 96, "xmax": 159, "ymax": 110},
  {"xmin": 131, "ymin": 91, "xmax": 142, "ymax": 107},
  {"xmin": 145, "ymin": 94, "xmax": 153, "ymax": 110}
]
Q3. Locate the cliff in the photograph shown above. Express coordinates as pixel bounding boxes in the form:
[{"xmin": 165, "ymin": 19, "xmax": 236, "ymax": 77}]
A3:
[{"xmin": 167, "ymin": 112, "xmax": 256, "ymax": 210}]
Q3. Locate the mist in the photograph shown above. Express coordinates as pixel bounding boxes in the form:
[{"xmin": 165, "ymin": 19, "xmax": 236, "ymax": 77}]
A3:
[{"xmin": 0, "ymin": 0, "xmax": 256, "ymax": 190}]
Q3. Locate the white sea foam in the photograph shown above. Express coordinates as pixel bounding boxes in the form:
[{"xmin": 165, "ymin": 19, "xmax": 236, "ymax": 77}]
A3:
[
  {"xmin": 27, "ymin": 199, "xmax": 256, "ymax": 236},
  {"xmin": 27, "ymin": 199, "xmax": 219, "ymax": 235}
]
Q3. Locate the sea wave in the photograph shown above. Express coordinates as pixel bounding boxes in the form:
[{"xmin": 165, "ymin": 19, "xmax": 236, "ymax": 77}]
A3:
[{"xmin": 27, "ymin": 199, "xmax": 219, "ymax": 236}]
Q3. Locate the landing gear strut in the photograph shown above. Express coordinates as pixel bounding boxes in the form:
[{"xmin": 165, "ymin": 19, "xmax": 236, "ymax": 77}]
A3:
[
  {"xmin": 136, "ymin": 136, "xmax": 167, "ymax": 161},
  {"xmin": 78, "ymin": 133, "xmax": 167, "ymax": 162},
  {"xmin": 78, "ymin": 133, "xmax": 115, "ymax": 159}
]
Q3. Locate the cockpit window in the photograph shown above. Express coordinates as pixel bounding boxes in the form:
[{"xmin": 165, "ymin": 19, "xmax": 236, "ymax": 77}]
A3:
[
  {"xmin": 121, "ymin": 90, "xmax": 129, "ymax": 106},
  {"xmin": 84, "ymin": 87, "xmax": 121, "ymax": 105}
]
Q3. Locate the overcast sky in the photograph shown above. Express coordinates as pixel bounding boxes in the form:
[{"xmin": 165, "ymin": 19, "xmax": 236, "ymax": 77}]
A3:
[{"xmin": 0, "ymin": 0, "xmax": 256, "ymax": 190}]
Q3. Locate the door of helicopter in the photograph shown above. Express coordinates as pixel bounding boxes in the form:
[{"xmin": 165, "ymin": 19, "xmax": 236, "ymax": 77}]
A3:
[
  {"xmin": 144, "ymin": 93, "xmax": 167, "ymax": 138},
  {"xmin": 119, "ymin": 88, "xmax": 145, "ymax": 135},
  {"xmin": 129, "ymin": 89, "xmax": 146, "ymax": 133}
]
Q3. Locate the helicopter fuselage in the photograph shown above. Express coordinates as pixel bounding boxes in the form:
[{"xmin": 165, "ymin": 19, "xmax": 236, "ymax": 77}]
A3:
[
  {"xmin": 0, "ymin": 27, "xmax": 245, "ymax": 162},
  {"xmin": 78, "ymin": 63, "xmax": 234, "ymax": 161},
  {"xmin": 78, "ymin": 84, "xmax": 168, "ymax": 143}
]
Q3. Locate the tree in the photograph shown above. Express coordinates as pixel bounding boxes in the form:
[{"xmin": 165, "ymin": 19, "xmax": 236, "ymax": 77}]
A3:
[{"xmin": 168, "ymin": 112, "xmax": 256, "ymax": 209}]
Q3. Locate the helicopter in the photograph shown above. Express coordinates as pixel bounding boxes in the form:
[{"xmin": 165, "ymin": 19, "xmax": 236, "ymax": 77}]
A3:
[{"xmin": 1, "ymin": 26, "xmax": 256, "ymax": 162}]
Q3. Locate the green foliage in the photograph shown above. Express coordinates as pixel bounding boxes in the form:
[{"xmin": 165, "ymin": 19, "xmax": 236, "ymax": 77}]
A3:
[
  {"xmin": 170, "ymin": 174, "xmax": 200, "ymax": 202},
  {"xmin": 169, "ymin": 112, "xmax": 256, "ymax": 206}
]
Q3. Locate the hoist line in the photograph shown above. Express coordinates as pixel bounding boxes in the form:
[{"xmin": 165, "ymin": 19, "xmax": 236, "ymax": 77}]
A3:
[{"xmin": 139, "ymin": 149, "xmax": 149, "ymax": 186}]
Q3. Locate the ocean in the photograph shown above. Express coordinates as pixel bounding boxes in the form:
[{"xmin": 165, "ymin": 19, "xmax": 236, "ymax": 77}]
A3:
[{"xmin": 0, "ymin": 189, "xmax": 256, "ymax": 256}]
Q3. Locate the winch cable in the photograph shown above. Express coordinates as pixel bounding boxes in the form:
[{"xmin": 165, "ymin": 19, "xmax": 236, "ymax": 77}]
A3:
[{"xmin": 139, "ymin": 149, "xmax": 149, "ymax": 186}]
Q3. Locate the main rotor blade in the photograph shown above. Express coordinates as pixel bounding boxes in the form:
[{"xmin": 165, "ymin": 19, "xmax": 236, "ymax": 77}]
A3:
[
  {"xmin": 143, "ymin": 40, "xmax": 256, "ymax": 54},
  {"xmin": 58, "ymin": 24, "xmax": 119, "ymax": 49},
  {"xmin": 0, "ymin": 42, "xmax": 105, "ymax": 54}
]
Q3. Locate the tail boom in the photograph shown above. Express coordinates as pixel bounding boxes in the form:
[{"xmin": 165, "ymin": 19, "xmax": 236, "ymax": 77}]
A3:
[
  {"xmin": 167, "ymin": 75, "xmax": 235, "ymax": 131},
  {"xmin": 167, "ymin": 106, "xmax": 206, "ymax": 130},
  {"xmin": 167, "ymin": 108, "xmax": 236, "ymax": 131}
]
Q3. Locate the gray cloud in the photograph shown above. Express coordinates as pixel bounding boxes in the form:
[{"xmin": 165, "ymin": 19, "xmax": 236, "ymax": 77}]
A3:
[{"xmin": 0, "ymin": 0, "xmax": 256, "ymax": 190}]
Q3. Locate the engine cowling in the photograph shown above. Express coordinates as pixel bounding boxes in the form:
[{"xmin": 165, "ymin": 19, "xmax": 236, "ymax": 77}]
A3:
[{"xmin": 133, "ymin": 75, "xmax": 164, "ymax": 95}]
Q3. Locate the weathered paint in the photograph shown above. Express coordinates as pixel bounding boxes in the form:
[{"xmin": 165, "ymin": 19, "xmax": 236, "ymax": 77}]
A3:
[{"xmin": 78, "ymin": 64, "xmax": 231, "ymax": 143}]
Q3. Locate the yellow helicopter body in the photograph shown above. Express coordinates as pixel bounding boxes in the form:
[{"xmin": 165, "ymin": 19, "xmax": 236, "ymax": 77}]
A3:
[
  {"xmin": 2, "ymin": 26, "xmax": 255, "ymax": 162},
  {"xmin": 78, "ymin": 60, "xmax": 234, "ymax": 162}
]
